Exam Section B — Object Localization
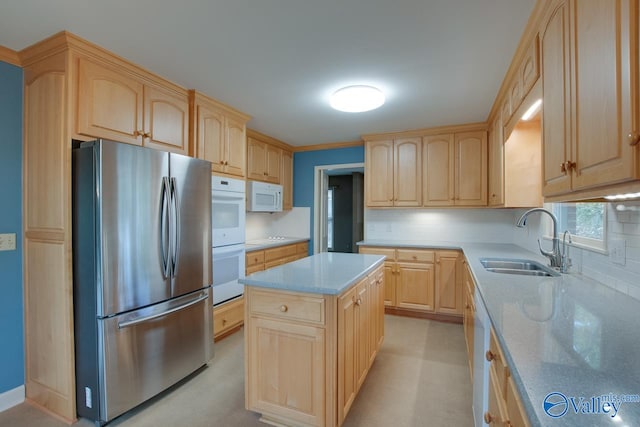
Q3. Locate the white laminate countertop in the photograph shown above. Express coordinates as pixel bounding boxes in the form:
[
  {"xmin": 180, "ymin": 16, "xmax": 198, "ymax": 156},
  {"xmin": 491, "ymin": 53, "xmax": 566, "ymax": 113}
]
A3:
[
  {"xmin": 239, "ymin": 252, "xmax": 385, "ymax": 295},
  {"xmin": 358, "ymin": 240, "xmax": 640, "ymax": 427},
  {"xmin": 245, "ymin": 237, "xmax": 309, "ymax": 251}
]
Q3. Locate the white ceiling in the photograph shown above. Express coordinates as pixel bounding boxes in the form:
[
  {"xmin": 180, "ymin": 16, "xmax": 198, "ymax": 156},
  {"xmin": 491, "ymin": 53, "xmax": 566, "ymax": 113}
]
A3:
[{"xmin": 0, "ymin": 0, "xmax": 535, "ymax": 146}]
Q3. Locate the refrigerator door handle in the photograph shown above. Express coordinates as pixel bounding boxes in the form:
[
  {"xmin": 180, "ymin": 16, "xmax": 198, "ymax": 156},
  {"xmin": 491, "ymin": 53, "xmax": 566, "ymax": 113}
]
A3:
[
  {"xmin": 160, "ymin": 177, "xmax": 171, "ymax": 278},
  {"xmin": 117, "ymin": 291, "xmax": 209, "ymax": 329},
  {"xmin": 170, "ymin": 177, "xmax": 181, "ymax": 277}
]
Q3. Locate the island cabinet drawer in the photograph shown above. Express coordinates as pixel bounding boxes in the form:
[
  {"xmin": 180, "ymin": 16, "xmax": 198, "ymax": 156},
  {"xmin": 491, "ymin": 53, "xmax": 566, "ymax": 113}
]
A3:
[
  {"xmin": 249, "ymin": 289, "xmax": 325, "ymax": 325},
  {"xmin": 246, "ymin": 251, "xmax": 265, "ymax": 267},
  {"xmin": 265, "ymin": 245, "xmax": 297, "ymax": 263},
  {"xmin": 488, "ymin": 328, "xmax": 509, "ymax": 399},
  {"xmin": 396, "ymin": 249, "xmax": 434, "ymax": 263}
]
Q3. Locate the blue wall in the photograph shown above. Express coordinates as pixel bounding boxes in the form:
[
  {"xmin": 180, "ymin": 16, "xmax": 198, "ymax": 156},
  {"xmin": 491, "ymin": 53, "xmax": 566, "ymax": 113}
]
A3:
[
  {"xmin": 293, "ymin": 146, "xmax": 364, "ymax": 252},
  {"xmin": 0, "ymin": 61, "xmax": 24, "ymax": 394}
]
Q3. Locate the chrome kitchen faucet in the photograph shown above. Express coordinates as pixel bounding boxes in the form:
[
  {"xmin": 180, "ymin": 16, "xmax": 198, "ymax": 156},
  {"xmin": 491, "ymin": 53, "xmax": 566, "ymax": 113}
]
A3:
[{"xmin": 515, "ymin": 208, "xmax": 563, "ymax": 269}]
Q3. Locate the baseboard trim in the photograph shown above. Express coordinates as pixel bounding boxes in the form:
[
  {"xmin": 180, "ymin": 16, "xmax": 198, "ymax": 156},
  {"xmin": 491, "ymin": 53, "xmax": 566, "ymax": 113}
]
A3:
[
  {"xmin": 0, "ymin": 385, "xmax": 25, "ymax": 412},
  {"xmin": 385, "ymin": 307, "xmax": 463, "ymax": 324}
]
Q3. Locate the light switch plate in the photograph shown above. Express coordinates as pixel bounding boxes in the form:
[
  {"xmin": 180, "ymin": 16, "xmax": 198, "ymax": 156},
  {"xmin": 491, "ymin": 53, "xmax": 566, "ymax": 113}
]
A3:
[
  {"xmin": 0, "ymin": 233, "xmax": 16, "ymax": 251},
  {"xmin": 610, "ymin": 239, "xmax": 626, "ymax": 266}
]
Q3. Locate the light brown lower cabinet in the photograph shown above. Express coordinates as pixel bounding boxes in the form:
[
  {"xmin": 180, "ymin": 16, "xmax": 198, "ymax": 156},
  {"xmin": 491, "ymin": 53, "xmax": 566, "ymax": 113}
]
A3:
[
  {"xmin": 212, "ymin": 296, "xmax": 244, "ymax": 341},
  {"xmin": 358, "ymin": 246, "xmax": 463, "ymax": 318},
  {"xmin": 245, "ymin": 265, "xmax": 384, "ymax": 427},
  {"xmin": 246, "ymin": 241, "xmax": 309, "ymax": 275},
  {"xmin": 463, "ymin": 260, "xmax": 475, "ymax": 380},
  {"xmin": 484, "ymin": 328, "xmax": 530, "ymax": 427}
]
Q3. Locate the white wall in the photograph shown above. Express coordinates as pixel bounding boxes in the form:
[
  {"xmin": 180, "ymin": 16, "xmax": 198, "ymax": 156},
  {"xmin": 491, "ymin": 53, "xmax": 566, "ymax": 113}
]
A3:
[
  {"xmin": 364, "ymin": 208, "xmax": 518, "ymax": 243},
  {"xmin": 245, "ymin": 207, "xmax": 311, "ymax": 241},
  {"xmin": 512, "ymin": 202, "xmax": 640, "ymax": 299}
]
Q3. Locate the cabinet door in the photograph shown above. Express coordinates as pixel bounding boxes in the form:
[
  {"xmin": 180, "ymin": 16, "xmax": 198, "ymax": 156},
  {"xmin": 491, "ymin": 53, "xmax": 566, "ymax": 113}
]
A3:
[
  {"xmin": 224, "ymin": 116, "xmax": 247, "ymax": 177},
  {"xmin": 455, "ymin": 131, "xmax": 487, "ymax": 206},
  {"xmin": 541, "ymin": 1, "xmax": 572, "ymax": 196},
  {"xmin": 435, "ymin": 251, "xmax": 463, "ymax": 315},
  {"xmin": 266, "ymin": 145, "xmax": 282, "ymax": 183},
  {"xmin": 247, "ymin": 316, "xmax": 325, "ymax": 426},
  {"xmin": 463, "ymin": 285, "xmax": 474, "ymax": 379},
  {"xmin": 396, "ymin": 262, "xmax": 435, "ymax": 312},
  {"xmin": 570, "ymin": 0, "xmax": 636, "ymax": 190},
  {"xmin": 143, "ymin": 85, "xmax": 189, "ymax": 154},
  {"xmin": 488, "ymin": 117, "xmax": 505, "ymax": 206},
  {"xmin": 338, "ymin": 286, "xmax": 358, "ymax": 423},
  {"xmin": 282, "ymin": 150, "xmax": 293, "ymax": 210},
  {"xmin": 423, "ymin": 134, "xmax": 454, "ymax": 206},
  {"xmin": 195, "ymin": 103, "xmax": 225, "ymax": 172},
  {"xmin": 247, "ymin": 138, "xmax": 267, "ymax": 181},
  {"xmin": 355, "ymin": 282, "xmax": 369, "ymax": 390},
  {"xmin": 365, "ymin": 140, "xmax": 394, "ymax": 207},
  {"xmin": 76, "ymin": 57, "xmax": 143, "ymax": 145},
  {"xmin": 394, "ymin": 138, "xmax": 422, "ymax": 206},
  {"xmin": 383, "ymin": 263, "xmax": 396, "ymax": 306}
]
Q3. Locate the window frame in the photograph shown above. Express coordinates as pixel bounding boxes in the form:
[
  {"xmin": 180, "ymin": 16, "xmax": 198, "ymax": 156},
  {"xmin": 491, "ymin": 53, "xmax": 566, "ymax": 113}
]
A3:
[{"xmin": 542, "ymin": 202, "xmax": 608, "ymax": 254}]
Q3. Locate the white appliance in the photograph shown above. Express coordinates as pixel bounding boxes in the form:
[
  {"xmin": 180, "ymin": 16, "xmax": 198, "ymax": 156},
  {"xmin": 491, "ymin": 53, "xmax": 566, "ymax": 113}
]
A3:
[
  {"xmin": 212, "ymin": 176, "xmax": 246, "ymax": 247},
  {"xmin": 211, "ymin": 176, "xmax": 246, "ymax": 306},
  {"xmin": 472, "ymin": 288, "xmax": 491, "ymax": 427},
  {"xmin": 247, "ymin": 180, "xmax": 283, "ymax": 212}
]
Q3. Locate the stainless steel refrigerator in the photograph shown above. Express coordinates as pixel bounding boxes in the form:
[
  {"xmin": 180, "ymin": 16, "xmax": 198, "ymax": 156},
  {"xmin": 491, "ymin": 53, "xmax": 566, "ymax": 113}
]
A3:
[{"xmin": 72, "ymin": 139, "xmax": 213, "ymax": 424}]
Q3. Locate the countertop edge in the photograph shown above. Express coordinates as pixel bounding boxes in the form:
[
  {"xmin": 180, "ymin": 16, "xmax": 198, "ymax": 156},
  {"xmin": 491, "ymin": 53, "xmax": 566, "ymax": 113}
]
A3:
[{"xmin": 245, "ymin": 237, "xmax": 310, "ymax": 251}]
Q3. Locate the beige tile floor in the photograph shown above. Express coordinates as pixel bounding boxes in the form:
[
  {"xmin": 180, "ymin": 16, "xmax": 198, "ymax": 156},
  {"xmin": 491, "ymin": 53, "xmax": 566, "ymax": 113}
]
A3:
[{"xmin": 0, "ymin": 315, "xmax": 473, "ymax": 427}]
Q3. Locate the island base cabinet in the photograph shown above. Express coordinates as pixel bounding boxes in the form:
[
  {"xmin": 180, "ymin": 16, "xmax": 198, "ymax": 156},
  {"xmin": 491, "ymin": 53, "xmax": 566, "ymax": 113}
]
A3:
[
  {"xmin": 245, "ymin": 265, "xmax": 384, "ymax": 427},
  {"xmin": 246, "ymin": 317, "xmax": 326, "ymax": 427}
]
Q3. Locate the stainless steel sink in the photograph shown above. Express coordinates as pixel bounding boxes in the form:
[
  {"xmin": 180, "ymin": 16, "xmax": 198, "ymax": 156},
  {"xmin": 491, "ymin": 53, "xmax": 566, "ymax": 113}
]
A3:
[{"xmin": 479, "ymin": 258, "xmax": 560, "ymax": 277}]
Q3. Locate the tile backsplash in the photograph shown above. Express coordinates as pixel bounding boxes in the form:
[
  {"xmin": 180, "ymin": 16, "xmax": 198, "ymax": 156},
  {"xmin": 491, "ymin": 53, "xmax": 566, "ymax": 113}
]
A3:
[
  {"xmin": 364, "ymin": 208, "xmax": 518, "ymax": 243},
  {"xmin": 245, "ymin": 207, "xmax": 311, "ymax": 241},
  {"xmin": 512, "ymin": 202, "xmax": 640, "ymax": 299}
]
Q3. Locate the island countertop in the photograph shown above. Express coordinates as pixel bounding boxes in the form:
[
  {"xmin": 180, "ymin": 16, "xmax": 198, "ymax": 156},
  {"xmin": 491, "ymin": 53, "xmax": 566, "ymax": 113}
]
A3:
[{"xmin": 239, "ymin": 252, "xmax": 385, "ymax": 295}]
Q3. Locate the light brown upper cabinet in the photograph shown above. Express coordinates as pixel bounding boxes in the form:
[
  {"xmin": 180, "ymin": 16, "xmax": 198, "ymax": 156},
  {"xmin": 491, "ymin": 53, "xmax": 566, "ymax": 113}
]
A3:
[
  {"xmin": 365, "ymin": 138, "xmax": 421, "ymax": 207},
  {"xmin": 488, "ymin": 117, "xmax": 505, "ymax": 206},
  {"xmin": 76, "ymin": 56, "xmax": 189, "ymax": 154},
  {"xmin": 247, "ymin": 137, "xmax": 281, "ymax": 183},
  {"xmin": 190, "ymin": 91, "xmax": 250, "ymax": 178},
  {"xmin": 423, "ymin": 134, "xmax": 454, "ymax": 206},
  {"xmin": 455, "ymin": 131, "xmax": 488, "ymax": 206},
  {"xmin": 423, "ymin": 131, "xmax": 488, "ymax": 206},
  {"xmin": 541, "ymin": 0, "xmax": 638, "ymax": 197},
  {"xmin": 281, "ymin": 149, "xmax": 293, "ymax": 210}
]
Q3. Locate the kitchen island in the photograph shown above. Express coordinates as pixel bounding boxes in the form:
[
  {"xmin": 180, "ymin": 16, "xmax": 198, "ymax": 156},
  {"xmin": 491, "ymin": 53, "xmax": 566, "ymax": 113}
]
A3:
[{"xmin": 239, "ymin": 252, "xmax": 385, "ymax": 427}]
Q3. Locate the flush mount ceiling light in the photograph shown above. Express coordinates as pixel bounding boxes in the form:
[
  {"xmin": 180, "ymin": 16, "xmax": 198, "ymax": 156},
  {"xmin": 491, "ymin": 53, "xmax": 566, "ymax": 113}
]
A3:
[{"xmin": 330, "ymin": 85, "xmax": 385, "ymax": 113}]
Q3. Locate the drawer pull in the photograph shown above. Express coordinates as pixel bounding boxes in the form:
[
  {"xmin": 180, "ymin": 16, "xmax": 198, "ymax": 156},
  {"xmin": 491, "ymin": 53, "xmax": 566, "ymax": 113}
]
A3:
[
  {"xmin": 485, "ymin": 350, "xmax": 496, "ymax": 362},
  {"xmin": 222, "ymin": 319, "xmax": 227, "ymax": 326},
  {"xmin": 483, "ymin": 411, "xmax": 493, "ymax": 424},
  {"xmin": 629, "ymin": 131, "xmax": 640, "ymax": 146},
  {"xmin": 355, "ymin": 298, "xmax": 362, "ymax": 306},
  {"xmin": 280, "ymin": 304, "xmax": 288, "ymax": 313}
]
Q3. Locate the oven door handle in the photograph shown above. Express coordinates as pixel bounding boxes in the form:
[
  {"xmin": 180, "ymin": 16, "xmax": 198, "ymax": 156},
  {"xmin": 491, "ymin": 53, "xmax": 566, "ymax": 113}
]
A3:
[{"xmin": 118, "ymin": 292, "xmax": 209, "ymax": 329}]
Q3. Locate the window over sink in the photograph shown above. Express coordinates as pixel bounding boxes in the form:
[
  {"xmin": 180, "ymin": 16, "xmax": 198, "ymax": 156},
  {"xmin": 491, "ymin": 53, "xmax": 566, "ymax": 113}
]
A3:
[{"xmin": 544, "ymin": 202, "xmax": 607, "ymax": 252}]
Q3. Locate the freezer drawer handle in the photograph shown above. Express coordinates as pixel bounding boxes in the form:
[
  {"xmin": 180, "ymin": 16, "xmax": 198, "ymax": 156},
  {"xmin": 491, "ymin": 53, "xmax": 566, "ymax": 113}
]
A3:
[{"xmin": 117, "ymin": 292, "xmax": 209, "ymax": 329}]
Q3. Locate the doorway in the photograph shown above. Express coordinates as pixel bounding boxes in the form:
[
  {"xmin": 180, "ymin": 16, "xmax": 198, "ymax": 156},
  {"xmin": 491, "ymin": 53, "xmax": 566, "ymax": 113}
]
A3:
[{"xmin": 313, "ymin": 163, "xmax": 364, "ymax": 254}]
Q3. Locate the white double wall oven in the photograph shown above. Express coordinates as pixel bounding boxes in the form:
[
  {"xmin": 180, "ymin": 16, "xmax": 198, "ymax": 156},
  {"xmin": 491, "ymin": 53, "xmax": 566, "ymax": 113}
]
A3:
[{"xmin": 211, "ymin": 176, "xmax": 246, "ymax": 306}]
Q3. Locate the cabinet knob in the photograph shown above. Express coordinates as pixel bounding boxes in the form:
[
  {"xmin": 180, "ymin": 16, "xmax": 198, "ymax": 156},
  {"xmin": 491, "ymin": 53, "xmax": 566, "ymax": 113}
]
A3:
[
  {"xmin": 629, "ymin": 132, "xmax": 640, "ymax": 146},
  {"xmin": 412, "ymin": 255, "xmax": 417, "ymax": 260},
  {"xmin": 219, "ymin": 160, "xmax": 225, "ymax": 165},
  {"xmin": 560, "ymin": 162, "xmax": 567, "ymax": 173},
  {"xmin": 222, "ymin": 319, "xmax": 227, "ymax": 326},
  {"xmin": 483, "ymin": 411, "xmax": 493, "ymax": 424},
  {"xmin": 280, "ymin": 304, "xmax": 288, "ymax": 313},
  {"xmin": 134, "ymin": 130, "xmax": 144, "ymax": 137},
  {"xmin": 485, "ymin": 350, "xmax": 496, "ymax": 362},
  {"xmin": 224, "ymin": 161, "xmax": 229, "ymax": 165},
  {"xmin": 355, "ymin": 298, "xmax": 362, "ymax": 306},
  {"xmin": 143, "ymin": 132, "xmax": 152, "ymax": 139}
]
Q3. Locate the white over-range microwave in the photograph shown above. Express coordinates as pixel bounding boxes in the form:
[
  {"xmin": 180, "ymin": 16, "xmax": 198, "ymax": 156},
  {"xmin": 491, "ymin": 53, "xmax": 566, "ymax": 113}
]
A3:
[{"xmin": 247, "ymin": 181, "xmax": 283, "ymax": 212}]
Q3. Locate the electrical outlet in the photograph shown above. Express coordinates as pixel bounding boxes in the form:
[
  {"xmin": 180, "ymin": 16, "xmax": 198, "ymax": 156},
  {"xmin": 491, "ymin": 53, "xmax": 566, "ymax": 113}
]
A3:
[
  {"xmin": 610, "ymin": 239, "xmax": 626, "ymax": 266},
  {"xmin": 0, "ymin": 233, "xmax": 16, "ymax": 251}
]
